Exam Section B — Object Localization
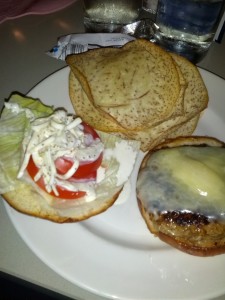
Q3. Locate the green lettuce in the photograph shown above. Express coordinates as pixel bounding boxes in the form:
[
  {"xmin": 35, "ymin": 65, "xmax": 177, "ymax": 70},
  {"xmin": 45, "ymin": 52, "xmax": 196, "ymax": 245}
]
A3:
[{"xmin": 0, "ymin": 93, "xmax": 53, "ymax": 194}]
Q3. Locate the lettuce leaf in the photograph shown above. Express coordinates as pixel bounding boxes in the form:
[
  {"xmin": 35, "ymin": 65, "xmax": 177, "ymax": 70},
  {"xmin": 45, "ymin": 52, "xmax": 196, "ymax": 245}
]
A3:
[
  {"xmin": 0, "ymin": 93, "xmax": 53, "ymax": 194},
  {"xmin": 1, "ymin": 93, "xmax": 53, "ymax": 119}
]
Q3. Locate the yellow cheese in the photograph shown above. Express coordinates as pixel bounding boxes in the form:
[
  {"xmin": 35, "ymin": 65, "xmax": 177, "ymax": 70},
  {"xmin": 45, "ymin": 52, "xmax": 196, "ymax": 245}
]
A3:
[
  {"xmin": 137, "ymin": 146, "xmax": 225, "ymax": 219},
  {"xmin": 158, "ymin": 148, "xmax": 225, "ymax": 203}
]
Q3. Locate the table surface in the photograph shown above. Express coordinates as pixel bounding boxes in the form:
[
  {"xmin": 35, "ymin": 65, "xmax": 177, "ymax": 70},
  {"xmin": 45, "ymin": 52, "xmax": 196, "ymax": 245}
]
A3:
[{"xmin": 1, "ymin": 1, "xmax": 225, "ymax": 299}]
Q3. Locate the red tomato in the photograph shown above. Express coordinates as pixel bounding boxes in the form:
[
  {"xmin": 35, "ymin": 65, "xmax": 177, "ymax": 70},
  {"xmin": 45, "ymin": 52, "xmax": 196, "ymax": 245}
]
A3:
[
  {"xmin": 55, "ymin": 152, "xmax": 103, "ymax": 180},
  {"xmin": 26, "ymin": 157, "xmax": 86, "ymax": 199},
  {"xmin": 82, "ymin": 122, "xmax": 100, "ymax": 139},
  {"xmin": 55, "ymin": 122, "xmax": 103, "ymax": 179},
  {"xmin": 26, "ymin": 122, "xmax": 103, "ymax": 199}
]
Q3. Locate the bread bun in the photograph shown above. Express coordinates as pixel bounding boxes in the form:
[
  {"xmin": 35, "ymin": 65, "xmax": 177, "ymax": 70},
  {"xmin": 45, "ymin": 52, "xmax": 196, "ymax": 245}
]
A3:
[
  {"xmin": 2, "ymin": 131, "xmax": 139, "ymax": 223},
  {"xmin": 136, "ymin": 136, "xmax": 225, "ymax": 256},
  {"xmin": 3, "ymin": 178, "xmax": 122, "ymax": 223},
  {"xmin": 0, "ymin": 94, "xmax": 140, "ymax": 223}
]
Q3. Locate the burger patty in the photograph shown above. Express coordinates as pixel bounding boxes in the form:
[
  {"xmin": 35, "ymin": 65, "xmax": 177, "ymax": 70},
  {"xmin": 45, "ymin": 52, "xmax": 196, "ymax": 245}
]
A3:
[{"xmin": 138, "ymin": 198, "xmax": 225, "ymax": 256}]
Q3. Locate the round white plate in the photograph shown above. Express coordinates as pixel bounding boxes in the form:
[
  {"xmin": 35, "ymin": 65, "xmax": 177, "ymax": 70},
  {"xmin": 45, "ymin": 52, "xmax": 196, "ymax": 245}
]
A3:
[{"xmin": 4, "ymin": 67, "xmax": 225, "ymax": 300}]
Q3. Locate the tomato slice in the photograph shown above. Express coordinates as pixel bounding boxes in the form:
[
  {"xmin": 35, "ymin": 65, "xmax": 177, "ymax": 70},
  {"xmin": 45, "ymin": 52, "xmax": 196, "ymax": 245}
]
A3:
[
  {"xmin": 26, "ymin": 156, "xmax": 86, "ymax": 199},
  {"xmin": 26, "ymin": 122, "xmax": 103, "ymax": 200},
  {"xmin": 54, "ymin": 122, "xmax": 103, "ymax": 180},
  {"xmin": 55, "ymin": 152, "xmax": 103, "ymax": 180},
  {"xmin": 82, "ymin": 121, "xmax": 100, "ymax": 139}
]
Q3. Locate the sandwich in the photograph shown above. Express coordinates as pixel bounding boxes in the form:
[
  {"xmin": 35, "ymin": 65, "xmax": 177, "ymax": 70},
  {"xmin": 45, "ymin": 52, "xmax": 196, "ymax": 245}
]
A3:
[
  {"xmin": 136, "ymin": 136, "xmax": 225, "ymax": 256},
  {"xmin": 0, "ymin": 94, "xmax": 140, "ymax": 223}
]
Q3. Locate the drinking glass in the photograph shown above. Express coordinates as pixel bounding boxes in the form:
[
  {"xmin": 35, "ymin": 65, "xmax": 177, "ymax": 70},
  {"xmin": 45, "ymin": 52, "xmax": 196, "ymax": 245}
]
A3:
[
  {"xmin": 153, "ymin": 0, "xmax": 225, "ymax": 63},
  {"xmin": 83, "ymin": 0, "xmax": 142, "ymax": 33}
]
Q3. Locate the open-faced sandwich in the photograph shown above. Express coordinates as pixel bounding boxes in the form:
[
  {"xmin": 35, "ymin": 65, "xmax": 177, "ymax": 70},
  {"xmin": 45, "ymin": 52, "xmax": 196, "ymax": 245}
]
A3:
[
  {"xmin": 136, "ymin": 136, "xmax": 225, "ymax": 256},
  {"xmin": 0, "ymin": 94, "xmax": 140, "ymax": 223}
]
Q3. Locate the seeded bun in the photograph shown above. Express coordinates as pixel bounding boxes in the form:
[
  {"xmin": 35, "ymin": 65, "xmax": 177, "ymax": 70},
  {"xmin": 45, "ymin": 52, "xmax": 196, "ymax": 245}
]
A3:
[{"xmin": 137, "ymin": 136, "xmax": 225, "ymax": 256}]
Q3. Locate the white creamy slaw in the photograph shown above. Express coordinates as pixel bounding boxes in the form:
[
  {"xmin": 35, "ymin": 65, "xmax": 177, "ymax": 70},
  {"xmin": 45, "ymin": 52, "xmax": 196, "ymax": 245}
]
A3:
[{"xmin": 13, "ymin": 107, "xmax": 104, "ymax": 198}]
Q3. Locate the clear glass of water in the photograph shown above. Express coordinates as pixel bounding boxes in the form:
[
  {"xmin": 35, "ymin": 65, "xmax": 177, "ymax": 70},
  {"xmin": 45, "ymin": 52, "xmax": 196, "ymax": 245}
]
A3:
[
  {"xmin": 83, "ymin": 0, "xmax": 142, "ymax": 33},
  {"xmin": 153, "ymin": 0, "xmax": 225, "ymax": 63}
]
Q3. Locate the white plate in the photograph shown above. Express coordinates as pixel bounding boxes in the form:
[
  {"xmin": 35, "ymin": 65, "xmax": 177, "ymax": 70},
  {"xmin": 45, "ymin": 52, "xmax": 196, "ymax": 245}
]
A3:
[{"xmin": 4, "ymin": 67, "xmax": 225, "ymax": 300}]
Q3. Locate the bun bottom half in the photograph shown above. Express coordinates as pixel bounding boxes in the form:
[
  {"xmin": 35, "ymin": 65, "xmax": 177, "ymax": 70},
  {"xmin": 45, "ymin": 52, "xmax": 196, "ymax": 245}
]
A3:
[{"xmin": 3, "ymin": 180, "xmax": 122, "ymax": 223}]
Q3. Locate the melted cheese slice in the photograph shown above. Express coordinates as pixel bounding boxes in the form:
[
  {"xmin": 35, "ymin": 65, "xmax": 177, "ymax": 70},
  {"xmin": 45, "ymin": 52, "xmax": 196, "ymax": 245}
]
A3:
[{"xmin": 137, "ymin": 146, "xmax": 225, "ymax": 220}]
